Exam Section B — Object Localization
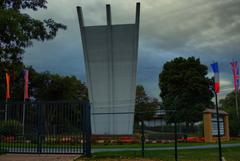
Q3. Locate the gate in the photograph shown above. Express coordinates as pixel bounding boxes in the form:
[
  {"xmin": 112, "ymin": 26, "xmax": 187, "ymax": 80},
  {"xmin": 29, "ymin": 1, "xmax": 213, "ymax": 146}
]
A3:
[{"xmin": 0, "ymin": 101, "xmax": 91, "ymax": 155}]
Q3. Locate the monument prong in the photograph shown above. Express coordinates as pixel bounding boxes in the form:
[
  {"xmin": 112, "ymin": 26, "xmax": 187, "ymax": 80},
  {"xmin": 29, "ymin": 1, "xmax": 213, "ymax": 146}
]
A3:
[
  {"xmin": 106, "ymin": 4, "xmax": 112, "ymax": 26},
  {"xmin": 76, "ymin": 6, "xmax": 85, "ymax": 28},
  {"xmin": 135, "ymin": 3, "xmax": 140, "ymax": 26}
]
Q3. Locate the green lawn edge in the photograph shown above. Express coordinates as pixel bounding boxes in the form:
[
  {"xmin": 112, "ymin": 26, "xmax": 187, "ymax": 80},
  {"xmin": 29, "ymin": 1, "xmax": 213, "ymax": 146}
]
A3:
[{"xmin": 77, "ymin": 147, "xmax": 240, "ymax": 161}]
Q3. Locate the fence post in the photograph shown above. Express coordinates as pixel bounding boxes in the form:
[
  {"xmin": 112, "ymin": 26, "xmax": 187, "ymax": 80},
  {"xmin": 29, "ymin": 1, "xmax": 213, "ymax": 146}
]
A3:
[
  {"xmin": 82, "ymin": 103, "xmax": 86, "ymax": 155},
  {"xmin": 140, "ymin": 113, "xmax": 145, "ymax": 158},
  {"xmin": 83, "ymin": 102, "xmax": 91, "ymax": 156},
  {"xmin": 85, "ymin": 103, "xmax": 91, "ymax": 156},
  {"xmin": 0, "ymin": 119, "xmax": 2, "ymax": 152},
  {"xmin": 174, "ymin": 111, "xmax": 178, "ymax": 161},
  {"xmin": 37, "ymin": 102, "xmax": 43, "ymax": 154}
]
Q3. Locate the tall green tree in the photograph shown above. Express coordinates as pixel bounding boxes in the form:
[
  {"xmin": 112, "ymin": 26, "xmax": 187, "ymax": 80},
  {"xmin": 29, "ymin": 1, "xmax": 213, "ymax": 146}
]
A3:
[
  {"xmin": 220, "ymin": 91, "xmax": 240, "ymax": 136},
  {"xmin": 159, "ymin": 57, "xmax": 214, "ymax": 125},
  {"xmin": 135, "ymin": 85, "xmax": 159, "ymax": 122},
  {"xmin": 0, "ymin": 0, "xmax": 66, "ymax": 65},
  {"xmin": 29, "ymin": 70, "xmax": 88, "ymax": 101}
]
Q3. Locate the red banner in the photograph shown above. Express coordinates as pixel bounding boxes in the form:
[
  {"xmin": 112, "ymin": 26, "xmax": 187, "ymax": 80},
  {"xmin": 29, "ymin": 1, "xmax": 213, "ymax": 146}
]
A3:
[
  {"xmin": 6, "ymin": 73, "xmax": 10, "ymax": 99},
  {"xmin": 24, "ymin": 70, "xmax": 29, "ymax": 100}
]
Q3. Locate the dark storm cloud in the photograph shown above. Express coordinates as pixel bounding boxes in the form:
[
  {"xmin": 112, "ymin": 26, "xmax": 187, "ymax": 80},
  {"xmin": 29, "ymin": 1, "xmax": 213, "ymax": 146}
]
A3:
[
  {"xmin": 23, "ymin": 0, "xmax": 240, "ymax": 99},
  {"xmin": 141, "ymin": 0, "xmax": 240, "ymax": 52}
]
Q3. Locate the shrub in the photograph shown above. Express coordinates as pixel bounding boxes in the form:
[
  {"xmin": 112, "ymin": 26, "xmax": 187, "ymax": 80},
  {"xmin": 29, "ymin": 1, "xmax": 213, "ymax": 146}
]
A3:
[
  {"xmin": 0, "ymin": 148, "xmax": 6, "ymax": 154},
  {"xmin": 0, "ymin": 120, "xmax": 22, "ymax": 137}
]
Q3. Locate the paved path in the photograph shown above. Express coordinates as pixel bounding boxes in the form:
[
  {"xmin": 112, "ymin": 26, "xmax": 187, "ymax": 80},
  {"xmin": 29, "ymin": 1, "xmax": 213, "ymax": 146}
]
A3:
[
  {"xmin": 0, "ymin": 154, "xmax": 77, "ymax": 161},
  {"xmin": 92, "ymin": 143, "xmax": 240, "ymax": 152}
]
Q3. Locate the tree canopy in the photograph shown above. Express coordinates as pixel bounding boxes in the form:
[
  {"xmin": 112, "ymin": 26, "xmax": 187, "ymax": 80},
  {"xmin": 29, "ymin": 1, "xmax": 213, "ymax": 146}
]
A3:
[
  {"xmin": 0, "ymin": 0, "xmax": 66, "ymax": 65},
  {"xmin": 0, "ymin": 62, "xmax": 88, "ymax": 101},
  {"xmin": 29, "ymin": 69, "xmax": 88, "ymax": 101},
  {"xmin": 159, "ymin": 57, "xmax": 214, "ymax": 124},
  {"xmin": 220, "ymin": 91, "xmax": 240, "ymax": 136}
]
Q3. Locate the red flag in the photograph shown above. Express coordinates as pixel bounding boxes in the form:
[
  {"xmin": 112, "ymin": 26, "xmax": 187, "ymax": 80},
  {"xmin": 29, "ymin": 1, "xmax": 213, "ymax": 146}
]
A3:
[
  {"xmin": 6, "ymin": 72, "xmax": 10, "ymax": 99},
  {"xmin": 24, "ymin": 70, "xmax": 29, "ymax": 100}
]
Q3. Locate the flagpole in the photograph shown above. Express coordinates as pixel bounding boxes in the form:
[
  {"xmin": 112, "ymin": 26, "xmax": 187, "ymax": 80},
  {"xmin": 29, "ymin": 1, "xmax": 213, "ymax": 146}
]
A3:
[
  {"xmin": 215, "ymin": 91, "xmax": 223, "ymax": 161},
  {"xmin": 22, "ymin": 70, "xmax": 28, "ymax": 136},
  {"xmin": 211, "ymin": 62, "xmax": 222, "ymax": 161},
  {"xmin": 231, "ymin": 60, "xmax": 239, "ymax": 118},
  {"xmin": 5, "ymin": 72, "xmax": 10, "ymax": 121},
  {"xmin": 22, "ymin": 99, "xmax": 26, "ymax": 135},
  {"xmin": 234, "ymin": 60, "xmax": 239, "ymax": 118},
  {"xmin": 235, "ymin": 89, "xmax": 239, "ymax": 118},
  {"xmin": 5, "ymin": 98, "xmax": 8, "ymax": 121}
]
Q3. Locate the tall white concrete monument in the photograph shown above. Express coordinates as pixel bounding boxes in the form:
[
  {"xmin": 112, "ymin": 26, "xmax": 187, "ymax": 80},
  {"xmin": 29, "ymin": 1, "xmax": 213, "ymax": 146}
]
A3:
[{"xmin": 77, "ymin": 3, "xmax": 140, "ymax": 135}]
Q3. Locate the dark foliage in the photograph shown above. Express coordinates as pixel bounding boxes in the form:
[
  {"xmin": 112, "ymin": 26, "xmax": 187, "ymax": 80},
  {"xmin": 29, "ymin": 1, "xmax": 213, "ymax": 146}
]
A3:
[
  {"xmin": 159, "ymin": 57, "xmax": 214, "ymax": 125},
  {"xmin": 0, "ymin": 0, "xmax": 66, "ymax": 65},
  {"xmin": 135, "ymin": 85, "xmax": 159, "ymax": 122},
  {"xmin": 220, "ymin": 91, "xmax": 240, "ymax": 136}
]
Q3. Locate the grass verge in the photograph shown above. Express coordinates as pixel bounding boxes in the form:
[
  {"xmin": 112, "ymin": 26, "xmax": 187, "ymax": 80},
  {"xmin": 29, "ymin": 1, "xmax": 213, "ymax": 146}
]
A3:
[
  {"xmin": 92, "ymin": 140, "xmax": 240, "ymax": 149},
  {"xmin": 77, "ymin": 147, "xmax": 240, "ymax": 161}
]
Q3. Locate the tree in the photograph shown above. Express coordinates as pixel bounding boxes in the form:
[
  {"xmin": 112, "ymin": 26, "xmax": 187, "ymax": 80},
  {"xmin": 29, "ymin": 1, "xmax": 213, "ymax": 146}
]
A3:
[
  {"xmin": 0, "ymin": 0, "xmax": 66, "ymax": 65},
  {"xmin": 0, "ymin": 62, "xmax": 88, "ymax": 101},
  {"xmin": 135, "ymin": 85, "xmax": 159, "ymax": 122},
  {"xmin": 220, "ymin": 91, "xmax": 240, "ymax": 136},
  {"xmin": 159, "ymin": 57, "xmax": 214, "ymax": 126},
  {"xmin": 29, "ymin": 69, "xmax": 88, "ymax": 101}
]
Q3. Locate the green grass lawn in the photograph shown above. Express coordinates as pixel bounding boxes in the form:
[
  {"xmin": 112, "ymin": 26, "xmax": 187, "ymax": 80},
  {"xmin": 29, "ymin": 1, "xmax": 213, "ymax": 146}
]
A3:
[
  {"xmin": 92, "ymin": 140, "xmax": 240, "ymax": 149},
  {"xmin": 92, "ymin": 142, "xmax": 208, "ymax": 149},
  {"xmin": 82, "ymin": 147, "xmax": 240, "ymax": 161}
]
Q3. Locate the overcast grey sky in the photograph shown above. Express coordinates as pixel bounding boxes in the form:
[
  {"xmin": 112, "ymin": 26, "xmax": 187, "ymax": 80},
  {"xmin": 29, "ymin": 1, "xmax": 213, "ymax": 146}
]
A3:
[{"xmin": 23, "ymin": 0, "xmax": 240, "ymax": 99}]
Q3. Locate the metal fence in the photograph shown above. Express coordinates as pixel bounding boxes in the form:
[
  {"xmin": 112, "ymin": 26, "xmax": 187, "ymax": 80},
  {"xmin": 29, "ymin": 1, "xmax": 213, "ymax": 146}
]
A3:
[
  {"xmin": 88, "ymin": 107, "xmax": 240, "ymax": 161},
  {"xmin": 1, "ymin": 101, "xmax": 239, "ymax": 160},
  {"xmin": 90, "ymin": 110, "xmax": 180, "ymax": 158},
  {"xmin": 0, "ymin": 101, "xmax": 91, "ymax": 155}
]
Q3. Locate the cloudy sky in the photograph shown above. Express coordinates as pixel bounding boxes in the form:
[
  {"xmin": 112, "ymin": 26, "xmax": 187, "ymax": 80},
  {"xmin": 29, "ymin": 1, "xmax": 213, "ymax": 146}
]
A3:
[{"xmin": 23, "ymin": 0, "xmax": 240, "ymax": 99}]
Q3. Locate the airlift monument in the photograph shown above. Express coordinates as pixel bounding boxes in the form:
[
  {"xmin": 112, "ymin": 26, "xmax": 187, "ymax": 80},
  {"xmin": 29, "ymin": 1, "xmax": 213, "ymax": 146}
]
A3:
[{"xmin": 77, "ymin": 3, "xmax": 140, "ymax": 135}]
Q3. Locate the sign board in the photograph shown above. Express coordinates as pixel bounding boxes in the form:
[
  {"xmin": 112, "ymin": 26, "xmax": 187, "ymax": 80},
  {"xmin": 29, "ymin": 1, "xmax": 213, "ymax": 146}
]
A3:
[{"xmin": 211, "ymin": 114, "xmax": 224, "ymax": 136}]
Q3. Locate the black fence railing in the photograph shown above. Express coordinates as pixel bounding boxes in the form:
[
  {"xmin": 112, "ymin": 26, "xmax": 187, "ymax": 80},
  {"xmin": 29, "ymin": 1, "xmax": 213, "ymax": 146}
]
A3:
[
  {"xmin": 91, "ymin": 109, "xmax": 179, "ymax": 158},
  {"xmin": 0, "ymin": 101, "xmax": 91, "ymax": 155}
]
